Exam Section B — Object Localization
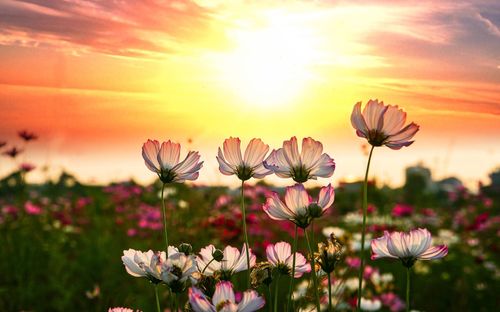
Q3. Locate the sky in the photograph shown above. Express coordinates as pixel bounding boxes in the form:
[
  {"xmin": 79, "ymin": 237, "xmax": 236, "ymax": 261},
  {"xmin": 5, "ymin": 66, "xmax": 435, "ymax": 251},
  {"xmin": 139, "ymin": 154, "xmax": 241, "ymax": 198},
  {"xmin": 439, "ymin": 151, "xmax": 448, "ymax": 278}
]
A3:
[{"xmin": 0, "ymin": 0, "xmax": 499, "ymax": 189}]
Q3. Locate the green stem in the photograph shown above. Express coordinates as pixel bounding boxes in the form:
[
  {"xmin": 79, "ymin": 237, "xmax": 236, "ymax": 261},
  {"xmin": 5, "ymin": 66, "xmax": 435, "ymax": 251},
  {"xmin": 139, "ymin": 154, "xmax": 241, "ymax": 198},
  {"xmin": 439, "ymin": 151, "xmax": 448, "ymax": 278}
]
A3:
[
  {"xmin": 241, "ymin": 180, "xmax": 251, "ymax": 288},
  {"xmin": 305, "ymin": 228, "xmax": 321, "ymax": 312},
  {"xmin": 406, "ymin": 267, "xmax": 411, "ymax": 312},
  {"xmin": 328, "ymin": 272, "xmax": 332, "ymax": 311},
  {"xmin": 202, "ymin": 258, "xmax": 215, "ymax": 274},
  {"xmin": 268, "ymin": 284, "xmax": 273, "ymax": 312},
  {"xmin": 274, "ymin": 274, "xmax": 281, "ymax": 312},
  {"xmin": 154, "ymin": 285, "xmax": 161, "ymax": 312},
  {"xmin": 287, "ymin": 225, "xmax": 298, "ymax": 311},
  {"xmin": 357, "ymin": 145, "xmax": 375, "ymax": 311},
  {"xmin": 161, "ymin": 183, "xmax": 170, "ymax": 256}
]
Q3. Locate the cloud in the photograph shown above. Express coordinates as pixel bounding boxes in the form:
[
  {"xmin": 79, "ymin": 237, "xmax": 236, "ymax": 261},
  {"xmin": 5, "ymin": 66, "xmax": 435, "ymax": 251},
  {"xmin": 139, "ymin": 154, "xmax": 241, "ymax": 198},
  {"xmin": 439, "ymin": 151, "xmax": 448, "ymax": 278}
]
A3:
[{"xmin": 0, "ymin": 0, "xmax": 221, "ymax": 58}]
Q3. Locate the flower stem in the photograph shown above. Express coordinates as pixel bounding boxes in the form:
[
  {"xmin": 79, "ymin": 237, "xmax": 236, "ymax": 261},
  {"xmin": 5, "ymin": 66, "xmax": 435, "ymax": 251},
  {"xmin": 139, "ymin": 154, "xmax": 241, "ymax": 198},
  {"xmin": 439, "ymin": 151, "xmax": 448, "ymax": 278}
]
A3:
[
  {"xmin": 268, "ymin": 284, "xmax": 273, "ymax": 312},
  {"xmin": 406, "ymin": 267, "xmax": 411, "ymax": 312},
  {"xmin": 154, "ymin": 285, "xmax": 161, "ymax": 312},
  {"xmin": 202, "ymin": 258, "xmax": 215, "ymax": 274},
  {"xmin": 357, "ymin": 145, "xmax": 375, "ymax": 311},
  {"xmin": 241, "ymin": 180, "xmax": 251, "ymax": 288},
  {"xmin": 274, "ymin": 274, "xmax": 281, "ymax": 312},
  {"xmin": 287, "ymin": 225, "xmax": 298, "ymax": 311},
  {"xmin": 160, "ymin": 183, "xmax": 169, "ymax": 256},
  {"xmin": 328, "ymin": 272, "xmax": 332, "ymax": 311},
  {"xmin": 305, "ymin": 228, "xmax": 321, "ymax": 312}
]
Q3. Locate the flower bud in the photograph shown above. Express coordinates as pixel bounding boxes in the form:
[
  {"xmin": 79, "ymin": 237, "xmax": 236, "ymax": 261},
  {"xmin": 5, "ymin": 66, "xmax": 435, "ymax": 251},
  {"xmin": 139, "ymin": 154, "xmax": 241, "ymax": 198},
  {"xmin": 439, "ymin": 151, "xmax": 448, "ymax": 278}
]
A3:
[
  {"xmin": 178, "ymin": 243, "xmax": 193, "ymax": 255},
  {"xmin": 212, "ymin": 249, "xmax": 224, "ymax": 262},
  {"xmin": 308, "ymin": 203, "xmax": 323, "ymax": 219}
]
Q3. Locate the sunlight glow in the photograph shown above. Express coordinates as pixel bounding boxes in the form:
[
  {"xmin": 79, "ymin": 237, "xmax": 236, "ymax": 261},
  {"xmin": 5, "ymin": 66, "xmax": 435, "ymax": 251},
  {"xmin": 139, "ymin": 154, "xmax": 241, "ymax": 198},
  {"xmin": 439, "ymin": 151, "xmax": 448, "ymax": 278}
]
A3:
[{"xmin": 215, "ymin": 11, "xmax": 322, "ymax": 107}]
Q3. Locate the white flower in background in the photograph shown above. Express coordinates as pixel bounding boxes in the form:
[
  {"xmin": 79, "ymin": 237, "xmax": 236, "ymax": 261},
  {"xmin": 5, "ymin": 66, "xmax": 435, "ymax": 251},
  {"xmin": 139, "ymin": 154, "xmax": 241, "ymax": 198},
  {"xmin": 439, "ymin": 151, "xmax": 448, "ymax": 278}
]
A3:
[
  {"xmin": 360, "ymin": 298, "xmax": 382, "ymax": 311},
  {"xmin": 351, "ymin": 233, "xmax": 372, "ymax": 251},
  {"xmin": 345, "ymin": 278, "xmax": 360, "ymax": 291},
  {"xmin": 292, "ymin": 280, "xmax": 309, "ymax": 299},
  {"xmin": 322, "ymin": 226, "xmax": 345, "ymax": 238},
  {"xmin": 436, "ymin": 229, "xmax": 459, "ymax": 246}
]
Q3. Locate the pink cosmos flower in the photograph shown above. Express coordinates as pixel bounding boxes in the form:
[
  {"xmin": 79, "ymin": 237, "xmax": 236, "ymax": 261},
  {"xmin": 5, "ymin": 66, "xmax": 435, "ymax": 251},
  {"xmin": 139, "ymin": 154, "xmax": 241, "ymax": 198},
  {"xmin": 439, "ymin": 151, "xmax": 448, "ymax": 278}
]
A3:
[
  {"xmin": 196, "ymin": 244, "xmax": 256, "ymax": 278},
  {"xmin": 263, "ymin": 183, "xmax": 335, "ymax": 228},
  {"xmin": 266, "ymin": 241, "xmax": 311, "ymax": 277},
  {"xmin": 264, "ymin": 137, "xmax": 335, "ymax": 183},
  {"xmin": 18, "ymin": 130, "xmax": 38, "ymax": 141},
  {"xmin": 24, "ymin": 201, "xmax": 42, "ymax": 215},
  {"xmin": 108, "ymin": 308, "xmax": 139, "ymax": 312},
  {"xmin": 216, "ymin": 137, "xmax": 271, "ymax": 181},
  {"xmin": 161, "ymin": 252, "xmax": 197, "ymax": 292},
  {"xmin": 351, "ymin": 99, "xmax": 419, "ymax": 149},
  {"xmin": 371, "ymin": 228, "xmax": 448, "ymax": 267},
  {"xmin": 20, "ymin": 163, "xmax": 36, "ymax": 172},
  {"xmin": 142, "ymin": 139, "xmax": 203, "ymax": 183},
  {"xmin": 391, "ymin": 204, "xmax": 413, "ymax": 217},
  {"xmin": 189, "ymin": 281, "xmax": 265, "ymax": 312}
]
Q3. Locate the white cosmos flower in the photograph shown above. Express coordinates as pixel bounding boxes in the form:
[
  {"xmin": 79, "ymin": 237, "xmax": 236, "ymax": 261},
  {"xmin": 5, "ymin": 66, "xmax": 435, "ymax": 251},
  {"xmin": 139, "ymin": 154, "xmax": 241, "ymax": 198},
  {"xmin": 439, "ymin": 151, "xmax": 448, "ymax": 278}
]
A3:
[
  {"xmin": 196, "ymin": 244, "xmax": 256, "ymax": 278},
  {"xmin": 189, "ymin": 281, "xmax": 265, "ymax": 312},
  {"xmin": 263, "ymin": 183, "xmax": 335, "ymax": 228},
  {"xmin": 264, "ymin": 136, "xmax": 335, "ymax": 183},
  {"xmin": 216, "ymin": 137, "xmax": 272, "ymax": 181},
  {"xmin": 161, "ymin": 252, "xmax": 197, "ymax": 292},
  {"xmin": 266, "ymin": 241, "xmax": 311, "ymax": 278},
  {"xmin": 142, "ymin": 139, "xmax": 203, "ymax": 183},
  {"xmin": 351, "ymin": 99, "xmax": 419, "ymax": 149},
  {"xmin": 360, "ymin": 298, "xmax": 382, "ymax": 311},
  {"xmin": 121, "ymin": 247, "xmax": 179, "ymax": 283},
  {"xmin": 371, "ymin": 228, "xmax": 448, "ymax": 267}
]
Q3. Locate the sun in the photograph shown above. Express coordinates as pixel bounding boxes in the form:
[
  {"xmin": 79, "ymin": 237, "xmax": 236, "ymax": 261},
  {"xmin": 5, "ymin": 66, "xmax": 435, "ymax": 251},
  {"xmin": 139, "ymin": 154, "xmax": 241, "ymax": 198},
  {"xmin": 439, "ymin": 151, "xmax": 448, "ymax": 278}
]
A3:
[{"xmin": 214, "ymin": 12, "xmax": 321, "ymax": 107}]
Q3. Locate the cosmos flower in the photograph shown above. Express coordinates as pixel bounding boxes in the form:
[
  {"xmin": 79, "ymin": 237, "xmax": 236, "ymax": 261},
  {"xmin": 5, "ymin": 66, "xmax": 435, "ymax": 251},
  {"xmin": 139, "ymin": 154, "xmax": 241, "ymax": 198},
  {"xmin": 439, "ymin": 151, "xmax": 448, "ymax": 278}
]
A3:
[
  {"xmin": 188, "ymin": 281, "xmax": 265, "ymax": 312},
  {"xmin": 371, "ymin": 228, "xmax": 448, "ymax": 267},
  {"xmin": 263, "ymin": 136, "xmax": 335, "ymax": 183},
  {"xmin": 262, "ymin": 183, "xmax": 335, "ymax": 228},
  {"xmin": 196, "ymin": 244, "xmax": 255, "ymax": 279},
  {"xmin": 350, "ymin": 99, "xmax": 419, "ymax": 150},
  {"xmin": 360, "ymin": 298, "xmax": 382, "ymax": 311},
  {"xmin": 3, "ymin": 147, "xmax": 22, "ymax": 158},
  {"xmin": 18, "ymin": 130, "xmax": 38, "ymax": 141},
  {"xmin": 142, "ymin": 139, "xmax": 203, "ymax": 183},
  {"xmin": 121, "ymin": 247, "xmax": 179, "ymax": 283},
  {"xmin": 20, "ymin": 163, "xmax": 35, "ymax": 172},
  {"xmin": 266, "ymin": 241, "xmax": 311, "ymax": 278},
  {"xmin": 216, "ymin": 137, "xmax": 272, "ymax": 181},
  {"xmin": 161, "ymin": 252, "xmax": 197, "ymax": 293}
]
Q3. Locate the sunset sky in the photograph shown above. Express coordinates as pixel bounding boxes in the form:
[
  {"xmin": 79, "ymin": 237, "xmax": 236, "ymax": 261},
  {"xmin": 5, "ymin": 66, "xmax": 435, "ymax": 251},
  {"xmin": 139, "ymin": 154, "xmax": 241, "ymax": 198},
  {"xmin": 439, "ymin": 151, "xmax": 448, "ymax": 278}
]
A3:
[{"xmin": 0, "ymin": 0, "xmax": 499, "ymax": 188}]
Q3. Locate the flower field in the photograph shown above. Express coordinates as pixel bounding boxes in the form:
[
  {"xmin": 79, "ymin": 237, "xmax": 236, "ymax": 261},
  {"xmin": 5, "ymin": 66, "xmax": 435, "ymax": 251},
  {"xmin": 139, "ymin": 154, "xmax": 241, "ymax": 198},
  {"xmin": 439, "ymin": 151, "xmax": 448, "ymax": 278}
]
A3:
[{"xmin": 1, "ymin": 170, "xmax": 498, "ymax": 311}]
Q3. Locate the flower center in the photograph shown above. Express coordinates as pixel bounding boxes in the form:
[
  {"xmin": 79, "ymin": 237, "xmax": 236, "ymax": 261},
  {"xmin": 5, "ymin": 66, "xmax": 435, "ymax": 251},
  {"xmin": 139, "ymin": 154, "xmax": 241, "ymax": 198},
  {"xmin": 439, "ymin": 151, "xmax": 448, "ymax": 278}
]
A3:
[
  {"xmin": 236, "ymin": 165, "xmax": 253, "ymax": 181},
  {"xmin": 367, "ymin": 130, "xmax": 388, "ymax": 146},
  {"xmin": 159, "ymin": 169, "xmax": 177, "ymax": 183},
  {"xmin": 291, "ymin": 165, "xmax": 310, "ymax": 183}
]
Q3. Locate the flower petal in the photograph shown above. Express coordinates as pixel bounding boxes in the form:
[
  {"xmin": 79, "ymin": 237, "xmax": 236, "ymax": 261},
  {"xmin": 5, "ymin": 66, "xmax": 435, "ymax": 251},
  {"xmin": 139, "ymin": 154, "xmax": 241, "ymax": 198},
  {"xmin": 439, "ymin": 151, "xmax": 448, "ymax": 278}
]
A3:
[
  {"xmin": 212, "ymin": 281, "xmax": 235, "ymax": 306},
  {"xmin": 142, "ymin": 139, "xmax": 161, "ymax": 173},
  {"xmin": 300, "ymin": 137, "xmax": 323, "ymax": 169},
  {"xmin": 371, "ymin": 234, "xmax": 397, "ymax": 260},
  {"xmin": 238, "ymin": 290, "xmax": 266, "ymax": 312},
  {"xmin": 362, "ymin": 99, "xmax": 387, "ymax": 131},
  {"xmin": 317, "ymin": 184, "xmax": 335, "ymax": 212},
  {"xmin": 417, "ymin": 245, "xmax": 448, "ymax": 260},
  {"xmin": 217, "ymin": 147, "xmax": 236, "ymax": 176},
  {"xmin": 189, "ymin": 287, "xmax": 215, "ymax": 312},
  {"xmin": 223, "ymin": 137, "xmax": 243, "ymax": 167},
  {"xmin": 350, "ymin": 101, "xmax": 368, "ymax": 136},
  {"xmin": 243, "ymin": 138, "xmax": 269, "ymax": 168},
  {"xmin": 158, "ymin": 140, "xmax": 180, "ymax": 170},
  {"xmin": 308, "ymin": 153, "xmax": 335, "ymax": 179},
  {"xmin": 381, "ymin": 105, "xmax": 406, "ymax": 136},
  {"xmin": 282, "ymin": 136, "xmax": 301, "ymax": 167},
  {"xmin": 263, "ymin": 193, "xmax": 295, "ymax": 221},
  {"xmin": 284, "ymin": 184, "xmax": 310, "ymax": 216},
  {"xmin": 264, "ymin": 149, "xmax": 292, "ymax": 178}
]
